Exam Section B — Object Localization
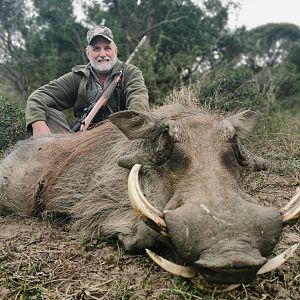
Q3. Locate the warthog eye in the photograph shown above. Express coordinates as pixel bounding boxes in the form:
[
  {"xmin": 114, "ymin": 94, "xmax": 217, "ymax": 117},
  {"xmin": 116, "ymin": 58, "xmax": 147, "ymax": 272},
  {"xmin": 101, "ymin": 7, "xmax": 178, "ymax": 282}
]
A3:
[
  {"xmin": 167, "ymin": 144, "xmax": 190, "ymax": 172},
  {"xmin": 222, "ymin": 146, "xmax": 239, "ymax": 171},
  {"xmin": 222, "ymin": 136, "xmax": 241, "ymax": 171}
]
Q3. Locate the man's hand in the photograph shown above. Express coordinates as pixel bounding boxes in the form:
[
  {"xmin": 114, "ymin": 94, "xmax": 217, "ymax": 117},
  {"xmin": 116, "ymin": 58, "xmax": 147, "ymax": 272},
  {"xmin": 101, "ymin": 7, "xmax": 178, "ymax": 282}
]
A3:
[{"xmin": 32, "ymin": 121, "xmax": 52, "ymax": 138}]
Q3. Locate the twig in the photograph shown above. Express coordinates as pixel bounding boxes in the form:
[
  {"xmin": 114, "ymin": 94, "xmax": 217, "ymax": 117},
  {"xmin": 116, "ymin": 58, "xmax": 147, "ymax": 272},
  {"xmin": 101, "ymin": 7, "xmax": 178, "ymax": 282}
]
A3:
[
  {"xmin": 242, "ymin": 283, "xmax": 248, "ymax": 299},
  {"xmin": 89, "ymin": 278, "xmax": 116, "ymax": 288}
]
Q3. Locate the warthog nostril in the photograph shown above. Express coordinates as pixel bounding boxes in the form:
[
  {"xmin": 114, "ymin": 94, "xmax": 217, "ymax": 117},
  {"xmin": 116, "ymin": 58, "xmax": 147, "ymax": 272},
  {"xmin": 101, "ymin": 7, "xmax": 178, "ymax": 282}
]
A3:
[
  {"xmin": 194, "ymin": 249, "xmax": 268, "ymax": 283},
  {"xmin": 195, "ymin": 252, "xmax": 267, "ymax": 270}
]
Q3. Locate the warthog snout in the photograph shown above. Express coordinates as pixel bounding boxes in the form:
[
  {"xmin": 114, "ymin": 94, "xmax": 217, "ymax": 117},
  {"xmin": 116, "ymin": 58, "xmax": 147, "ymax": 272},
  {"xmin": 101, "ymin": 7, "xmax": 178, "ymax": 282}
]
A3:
[
  {"xmin": 194, "ymin": 240, "xmax": 267, "ymax": 283},
  {"xmin": 128, "ymin": 163, "xmax": 299, "ymax": 283}
]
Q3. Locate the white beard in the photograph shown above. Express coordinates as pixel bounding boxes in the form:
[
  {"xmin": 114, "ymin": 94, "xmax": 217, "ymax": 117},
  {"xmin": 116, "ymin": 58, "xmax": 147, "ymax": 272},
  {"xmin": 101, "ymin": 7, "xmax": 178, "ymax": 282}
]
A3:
[{"xmin": 90, "ymin": 56, "xmax": 117, "ymax": 74}]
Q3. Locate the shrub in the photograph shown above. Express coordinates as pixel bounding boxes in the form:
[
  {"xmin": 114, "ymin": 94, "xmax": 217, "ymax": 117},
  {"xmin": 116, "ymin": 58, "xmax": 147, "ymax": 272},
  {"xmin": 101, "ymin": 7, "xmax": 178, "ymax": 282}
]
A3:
[
  {"xmin": 0, "ymin": 96, "xmax": 29, "ymax": 155},
  {"xmin": 174, "ymin": 64, "xmax": 280, "ymax": 114},
  {"xmin": 192, "ymin": 65, "xmax": 278, "ymax": 113}
]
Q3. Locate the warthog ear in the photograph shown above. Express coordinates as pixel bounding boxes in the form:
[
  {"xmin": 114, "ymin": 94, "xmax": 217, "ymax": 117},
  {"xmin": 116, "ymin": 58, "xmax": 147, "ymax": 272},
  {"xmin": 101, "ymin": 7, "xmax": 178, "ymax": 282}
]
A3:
[
  {"xmin": 227, "ymin": 110, "xmax": 258, "ymax": 139},
  {"xmin": 226, "ymin": 110, "xmax": 269, "ymax": 170},
  {"xmin": 109, "ymin": 110, "xmax": 156, "ymax": 140}
]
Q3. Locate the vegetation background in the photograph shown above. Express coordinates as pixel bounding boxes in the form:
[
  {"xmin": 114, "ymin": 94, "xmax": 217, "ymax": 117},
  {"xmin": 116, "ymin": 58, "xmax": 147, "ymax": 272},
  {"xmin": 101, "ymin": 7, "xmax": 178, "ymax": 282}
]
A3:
[{"xmin": 0, "ymin": 0, "xmax": 299, "ymax": 299}]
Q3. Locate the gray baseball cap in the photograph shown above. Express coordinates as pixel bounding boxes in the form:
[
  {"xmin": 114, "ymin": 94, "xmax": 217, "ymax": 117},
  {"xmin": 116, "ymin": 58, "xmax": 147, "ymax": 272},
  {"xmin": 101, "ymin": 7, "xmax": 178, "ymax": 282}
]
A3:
[{"xmin": 86, "ymin": 25, "xmax": 114, "ymax": 44}]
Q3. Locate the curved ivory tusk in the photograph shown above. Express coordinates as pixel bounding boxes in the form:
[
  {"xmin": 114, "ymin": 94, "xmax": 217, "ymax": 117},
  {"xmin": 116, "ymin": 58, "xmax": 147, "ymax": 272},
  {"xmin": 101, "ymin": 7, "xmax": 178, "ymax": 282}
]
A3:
[
  {"xmin": 257, "ymin": 242, "xmax": 299, "ymax": 275},
  {"xmin": 280, "ymin": 188, "xmax": 300, "ymax": 224},
  {"xmin": 128, "ymin": 164, "xmax": 168, "ymax": 236},
  {"xmin": 146, "ymin": 249, "xmax": 198, "ymax": 278}
]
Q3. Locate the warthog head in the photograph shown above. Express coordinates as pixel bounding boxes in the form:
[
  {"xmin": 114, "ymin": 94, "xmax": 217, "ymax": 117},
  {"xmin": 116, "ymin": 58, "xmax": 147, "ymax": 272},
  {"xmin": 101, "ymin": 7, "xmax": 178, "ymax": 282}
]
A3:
[{"xmin": 109, "ymin": 105, "xmax": 300, "ymax": 284}]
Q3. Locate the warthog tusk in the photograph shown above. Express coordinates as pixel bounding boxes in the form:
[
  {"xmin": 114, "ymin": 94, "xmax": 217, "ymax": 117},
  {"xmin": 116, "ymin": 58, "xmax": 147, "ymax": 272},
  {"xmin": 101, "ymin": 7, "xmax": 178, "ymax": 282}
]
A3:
[
  {"xmin": 257, "ymin": 242, "xmax": 299, "ymax": 275},
  {"xmin": 280, "ymin": 188, "xmax": 300, "ymax": 225},
  {"xmin": 146, "ymin": 249, "xmax": 198, "ymax": 278},
  {"xmin": 128, "ymin": 164, "xmax": 168, "ymax": 236}
]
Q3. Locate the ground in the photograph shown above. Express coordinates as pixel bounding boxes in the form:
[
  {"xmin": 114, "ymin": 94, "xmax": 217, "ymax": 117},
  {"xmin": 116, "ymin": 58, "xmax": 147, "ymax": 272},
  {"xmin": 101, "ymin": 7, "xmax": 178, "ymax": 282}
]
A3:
[{"xmin": 0, "ymin": 114, "xmax": 299, "ymax": 299}]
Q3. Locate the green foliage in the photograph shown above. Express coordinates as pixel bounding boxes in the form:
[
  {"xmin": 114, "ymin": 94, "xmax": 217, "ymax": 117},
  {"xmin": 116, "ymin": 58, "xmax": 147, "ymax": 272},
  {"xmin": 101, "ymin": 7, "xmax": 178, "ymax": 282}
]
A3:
[
  {"xmin": 271, "ymin": 45, "xmax": 300, "ymax": 110},
  {"xmin": 0, "ymin": 0, "xmax": 87, "ymax": 102},
  {"xmin": 32, "ymin": 0, "xmax": 87, "ymax": 76},
  {"xmin": 0, "ymin": 96, "xmax": 29, "ymax": 155},
  {"xmin": 197, "ymin": 66, "xmax": 258, "ymax": 110},
  {"xmin": 220, "ymin": 23, "xmax": 300, "ymax": 70},
  {"xmin": 288, "ymin": 44, "xmax": 300, "ymax": 71},
  {"xmin": 186, "ymin": 65, "xmax": 277, "ymax": 112},
  {"xmin": 0, "ymin": 0, "xmax": 299, "ymax": 111},
  {"xmin": 86, "ymin": 0, "xmax": 234, "ymax": 103},
  {"xmin": 273, "ymin": 69, "xmax": 300, "ymax": 110},
  {"xmin": 164, "ymin": 60, "xmax": 292, "ymax": 116},
  {"xmin": 0, "ymin": 0, "xmax": 33, "ymax": 99}
]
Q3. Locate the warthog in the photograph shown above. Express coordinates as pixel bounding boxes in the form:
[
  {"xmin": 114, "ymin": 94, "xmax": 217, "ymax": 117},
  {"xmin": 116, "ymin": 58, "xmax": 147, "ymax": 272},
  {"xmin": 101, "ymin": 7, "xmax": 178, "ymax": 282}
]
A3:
[{"xmin": 0, "ymin": 102, "xmax": 299, "ymax": 284}]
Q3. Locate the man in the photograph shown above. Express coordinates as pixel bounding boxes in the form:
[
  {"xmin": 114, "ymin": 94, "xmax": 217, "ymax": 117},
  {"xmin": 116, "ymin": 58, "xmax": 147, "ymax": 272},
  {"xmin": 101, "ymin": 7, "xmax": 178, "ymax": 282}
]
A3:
[{"xmin": 26, "ymin": 25, "xmax": 150, "ymax": 137}]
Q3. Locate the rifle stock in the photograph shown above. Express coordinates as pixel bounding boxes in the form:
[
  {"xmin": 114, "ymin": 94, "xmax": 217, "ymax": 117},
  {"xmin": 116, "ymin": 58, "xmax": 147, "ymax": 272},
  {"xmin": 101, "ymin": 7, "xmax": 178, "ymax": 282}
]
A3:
[{"xmin": 80, "ymin": 71, "xmax": 122, "ymax": 131}]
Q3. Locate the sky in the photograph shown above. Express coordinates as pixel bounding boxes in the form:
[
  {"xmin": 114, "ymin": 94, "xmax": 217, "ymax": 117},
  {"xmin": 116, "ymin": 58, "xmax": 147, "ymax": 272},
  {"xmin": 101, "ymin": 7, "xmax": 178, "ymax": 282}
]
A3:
[{"xmin": 228, "ymin": 0, "xmax": 300, "ymax": 29}]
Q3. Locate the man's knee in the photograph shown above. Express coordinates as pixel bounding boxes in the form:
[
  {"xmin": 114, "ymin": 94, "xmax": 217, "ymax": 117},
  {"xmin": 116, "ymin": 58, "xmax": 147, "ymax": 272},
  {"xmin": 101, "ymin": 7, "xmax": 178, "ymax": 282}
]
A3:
[{"xmin": 46, "ymin": 108, "xmax": 71, "ymax": 134}]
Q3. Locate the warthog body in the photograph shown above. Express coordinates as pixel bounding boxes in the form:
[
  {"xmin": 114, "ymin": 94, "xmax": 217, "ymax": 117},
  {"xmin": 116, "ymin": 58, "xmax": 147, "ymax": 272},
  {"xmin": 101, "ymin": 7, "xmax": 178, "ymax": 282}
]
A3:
[{"xmin": 0, "ymin": 102, "xmax": 286, "ymax": 283}]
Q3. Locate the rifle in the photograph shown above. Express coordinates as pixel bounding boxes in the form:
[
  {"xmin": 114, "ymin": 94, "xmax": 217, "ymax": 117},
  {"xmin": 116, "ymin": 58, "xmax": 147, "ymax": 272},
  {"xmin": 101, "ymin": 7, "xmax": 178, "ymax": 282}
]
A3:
[{"xmin": 72, "ymin": 36, "xmax": 147, "ymax": 132}]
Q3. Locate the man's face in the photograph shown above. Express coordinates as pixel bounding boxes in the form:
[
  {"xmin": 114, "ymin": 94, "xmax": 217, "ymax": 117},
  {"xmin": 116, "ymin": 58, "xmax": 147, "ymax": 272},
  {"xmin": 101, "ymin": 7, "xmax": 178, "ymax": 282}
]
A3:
[{"xmin": 86, "ymin": 36, "xmax": 118, "ymax": 74}]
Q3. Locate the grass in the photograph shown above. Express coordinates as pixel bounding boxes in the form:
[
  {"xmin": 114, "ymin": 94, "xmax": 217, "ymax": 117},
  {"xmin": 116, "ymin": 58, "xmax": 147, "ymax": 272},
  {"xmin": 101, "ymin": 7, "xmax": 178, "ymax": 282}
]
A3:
[
  {"xmin": 244, "ymin": 109, "xmax": 299, "ymax": 185},
  {"xmin": 1, "ymin": 256, "xmax": 48, "ymax": 300}
]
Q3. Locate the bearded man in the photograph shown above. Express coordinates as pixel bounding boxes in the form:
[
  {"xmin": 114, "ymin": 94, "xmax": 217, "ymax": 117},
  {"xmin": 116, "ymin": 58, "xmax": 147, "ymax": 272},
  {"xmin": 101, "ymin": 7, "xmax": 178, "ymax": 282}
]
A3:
[{"xmin": 26, "ymin": 25, "xmax": 149, "ymax": 138}]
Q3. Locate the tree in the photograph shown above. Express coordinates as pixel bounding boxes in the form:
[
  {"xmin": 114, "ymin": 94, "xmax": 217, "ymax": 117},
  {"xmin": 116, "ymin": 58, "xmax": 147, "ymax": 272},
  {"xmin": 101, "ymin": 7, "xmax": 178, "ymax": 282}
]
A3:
[
  {"xmin": 0, "ymin": 96, "xmax": 29, "ymax": 154},
  {"xmin": 273, "ymin": 44, "xmax": 300, "ymax": 109},
  {"xmin": 0, "ymin": 0, "xmax": 86, "ymax": 102},
  {"xmin": 0, "ymin": 0, "xmax": 34, "ymax": 99},
  {"xmin": 33, "ymin": 0, "xmax": 87, "ymax": 74},
  {"xmin": 84, "ymin": 0, "xmax": 236, "ymax": 102},
  {"xmin": 218, "ymin": 23, "xmax": 300, "ymax": 71}
]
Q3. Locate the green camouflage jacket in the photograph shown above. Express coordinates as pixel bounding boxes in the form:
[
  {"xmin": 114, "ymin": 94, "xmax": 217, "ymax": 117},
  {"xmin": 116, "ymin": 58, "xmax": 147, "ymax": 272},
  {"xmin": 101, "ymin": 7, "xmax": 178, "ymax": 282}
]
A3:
[{"xmin": 25, "ymin": 60, "xmax": 149, "ymax": 129}]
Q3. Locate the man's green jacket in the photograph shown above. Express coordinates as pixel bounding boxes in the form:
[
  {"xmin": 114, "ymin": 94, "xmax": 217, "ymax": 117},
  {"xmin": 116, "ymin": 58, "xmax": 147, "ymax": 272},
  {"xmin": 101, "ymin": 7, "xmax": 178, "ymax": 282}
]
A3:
[{"xmin": 25, "ymin": 60, "xmax": 149, "ymax": 130}]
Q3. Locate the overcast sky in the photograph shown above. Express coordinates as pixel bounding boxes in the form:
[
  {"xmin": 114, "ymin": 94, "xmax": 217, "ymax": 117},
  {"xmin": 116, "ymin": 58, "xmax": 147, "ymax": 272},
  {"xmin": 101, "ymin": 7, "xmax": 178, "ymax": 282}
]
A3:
[{"xmin": 228, "ymin": 0, "xmax": 300, "ymax": 29}]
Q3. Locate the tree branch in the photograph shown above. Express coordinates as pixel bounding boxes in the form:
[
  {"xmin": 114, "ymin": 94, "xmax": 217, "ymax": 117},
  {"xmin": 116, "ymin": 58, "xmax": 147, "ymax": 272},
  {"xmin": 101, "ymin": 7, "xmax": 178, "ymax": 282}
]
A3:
[{"xmin": 140, "ymin": 15, "xmax": 188, "ymax": 38}]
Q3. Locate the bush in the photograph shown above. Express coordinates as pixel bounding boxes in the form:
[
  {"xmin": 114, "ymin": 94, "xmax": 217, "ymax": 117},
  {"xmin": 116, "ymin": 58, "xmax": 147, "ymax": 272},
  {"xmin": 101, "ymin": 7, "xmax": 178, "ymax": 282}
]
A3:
[
  {"xmin": 274, "ymin": 68, "xmax": 300, "ymax": 111},
  {"xmin": 190, "ymin": 65, "xmax": 278, "ymax": 113},
  {"xmin": 174, "ymin": 64, "xmax": 282, "ymax": 114},
  {"xmin": 0, "ymin": 96, "xmax": 29, "ymax": 155}
]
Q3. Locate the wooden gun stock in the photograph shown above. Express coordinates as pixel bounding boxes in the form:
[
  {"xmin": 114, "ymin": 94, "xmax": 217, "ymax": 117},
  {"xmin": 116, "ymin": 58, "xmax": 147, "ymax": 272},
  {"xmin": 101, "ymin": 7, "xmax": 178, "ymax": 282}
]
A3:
[{"xmin": 80, "ymin": 72, "xmax": 122, "ymax": 131}]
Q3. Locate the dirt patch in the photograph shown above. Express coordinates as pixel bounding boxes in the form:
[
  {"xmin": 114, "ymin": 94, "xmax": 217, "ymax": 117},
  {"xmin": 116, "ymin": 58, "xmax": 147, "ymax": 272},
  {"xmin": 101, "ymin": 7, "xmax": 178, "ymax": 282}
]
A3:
[{"xmin": 0, "ymin": 213, "xmax": 299, "ymax": 299}]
